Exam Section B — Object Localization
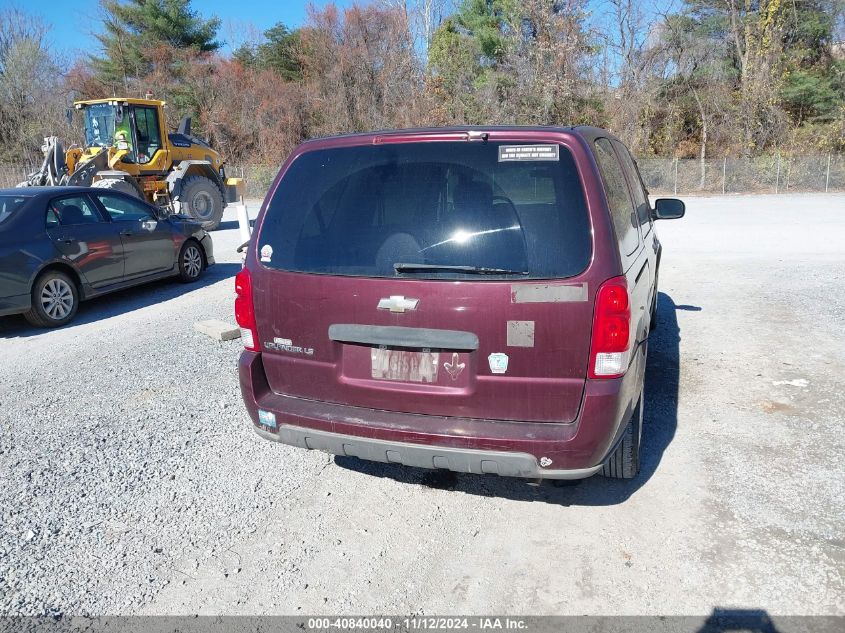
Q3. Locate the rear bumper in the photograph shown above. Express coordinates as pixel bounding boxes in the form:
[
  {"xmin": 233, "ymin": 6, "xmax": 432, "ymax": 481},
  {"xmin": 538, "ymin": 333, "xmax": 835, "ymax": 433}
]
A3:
[
  {"xmin": 239, "ymin": 345, "xmax": 646, "ymax": 480},
  {"xmin": 0, "ymin": 293, "xmax": 30, "ymax": 317},
  {"xmin": 254, "ymin": 424, "xmax": 602, "ymax": 479}
]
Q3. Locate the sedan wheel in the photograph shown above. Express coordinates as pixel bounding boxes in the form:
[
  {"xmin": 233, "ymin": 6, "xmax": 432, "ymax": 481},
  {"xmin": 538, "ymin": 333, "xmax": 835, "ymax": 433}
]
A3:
[
  {"xmin": 24, "ymin": 270, "xmax": 79, "ymax": 328},
  {"xmin": 41, "ymin": 278, "xmax": 75, "ymax": 320},
  {"xmin": 178, "ymin": 241, "xmax": 204, "ymax": 282}
]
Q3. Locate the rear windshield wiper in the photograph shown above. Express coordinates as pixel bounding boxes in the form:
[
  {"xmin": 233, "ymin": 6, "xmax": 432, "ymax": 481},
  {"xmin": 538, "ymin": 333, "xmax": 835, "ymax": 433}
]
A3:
[{"xmin": 394, "ymin": 263, "xmax": 529, "ymax": 275}]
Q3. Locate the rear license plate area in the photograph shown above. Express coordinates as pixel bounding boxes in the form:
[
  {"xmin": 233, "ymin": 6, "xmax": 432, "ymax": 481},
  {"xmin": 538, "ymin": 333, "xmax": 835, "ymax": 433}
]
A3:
[{"xmin": 371, "ymin": 347, "xmax": 440, "ymax": 383}]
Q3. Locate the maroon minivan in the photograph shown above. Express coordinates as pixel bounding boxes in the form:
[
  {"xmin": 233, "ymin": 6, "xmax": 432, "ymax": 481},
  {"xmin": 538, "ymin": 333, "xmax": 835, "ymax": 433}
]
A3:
[{"xmin": 237, "ymin": 127, "xmax": 684, "ymax": 480}]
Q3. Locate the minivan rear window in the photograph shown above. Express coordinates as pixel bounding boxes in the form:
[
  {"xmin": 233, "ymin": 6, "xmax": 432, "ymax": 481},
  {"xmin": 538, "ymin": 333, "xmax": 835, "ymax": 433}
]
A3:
[{"xmin": 258, "ymin": 141, "xmax": 591, "ymax": 279}]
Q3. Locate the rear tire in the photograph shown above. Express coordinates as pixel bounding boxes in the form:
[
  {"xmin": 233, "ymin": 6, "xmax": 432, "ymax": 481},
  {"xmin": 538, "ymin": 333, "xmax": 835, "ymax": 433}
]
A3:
[
  {"xmin": 649, "ymin": 293, "xmax": 658, "ymax": 331},
  {"xmin": 601, "ymin": 390, "xmax": 643, "ymax": 479},
  {"xmin": 176, "ymin": 176, "xmax": 224, "ymax": 231},
  {"xmin": 24, "ymin": 270, "xmax": 79, "ymax": 328},
  {"xmin": 178, "ymin": 240, "xmax": 205, "ymax": 283},
  {"xmin": 92, "ymin": 177, "xmax": 142, "ymax": 198}
]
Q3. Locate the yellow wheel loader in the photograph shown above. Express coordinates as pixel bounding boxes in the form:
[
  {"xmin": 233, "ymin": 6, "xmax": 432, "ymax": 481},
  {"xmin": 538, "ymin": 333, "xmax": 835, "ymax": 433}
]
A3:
[{"xmin": 20, "ymin": 98, "xmax": 243, "ymax": 230}]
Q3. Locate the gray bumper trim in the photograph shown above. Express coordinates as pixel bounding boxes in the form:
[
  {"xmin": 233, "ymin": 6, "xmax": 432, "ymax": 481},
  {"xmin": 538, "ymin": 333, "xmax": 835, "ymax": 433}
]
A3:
[{"xmin": 254, "ymin": 424, "xmax": 602, "ymax": 480}]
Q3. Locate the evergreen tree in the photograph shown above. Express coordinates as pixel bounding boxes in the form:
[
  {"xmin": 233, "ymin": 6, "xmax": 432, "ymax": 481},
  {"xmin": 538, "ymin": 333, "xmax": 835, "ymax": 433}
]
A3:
[
  {"xmin": 256, "ymin": 23, "xmax": 302, "ymax": 82},
  {"xmin": 232, "ymin": 23, "xmax": 302, "ymax": 82},
  {"xmin": 92, "ymin": 0, "xmax": 220, "ymax": 89}
]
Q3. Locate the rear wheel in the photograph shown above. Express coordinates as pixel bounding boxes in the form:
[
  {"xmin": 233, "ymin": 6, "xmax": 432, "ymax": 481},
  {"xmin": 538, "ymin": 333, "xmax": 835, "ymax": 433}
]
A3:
[
  {"xmin": 178, "ymin": 240, "xmax": 205, "ymax": 282},
  {"xmin": 92, "ymin": 177, "xmax": 142, "ymax": 198},
  {"xmin": 601, "ymin": 390, "xmax": 643, "ymax": 479},
  {"xmin": 24, "ymin": 270, "xmax": 79, "ymax": 328},
  {"xmin": 176, "ymin": 176, "xmax": 224, "ymax": 231}
]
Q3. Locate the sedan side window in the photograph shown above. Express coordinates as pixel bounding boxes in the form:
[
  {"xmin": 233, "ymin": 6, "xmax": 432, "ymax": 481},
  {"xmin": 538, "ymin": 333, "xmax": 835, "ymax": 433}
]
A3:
[
  {"xmin": 96, "ymin": 194, "xmax": 155, "ymax": 222},
  {"xmin": 50, "ymin": 196, "xmax": 103, "ymax": 226}
]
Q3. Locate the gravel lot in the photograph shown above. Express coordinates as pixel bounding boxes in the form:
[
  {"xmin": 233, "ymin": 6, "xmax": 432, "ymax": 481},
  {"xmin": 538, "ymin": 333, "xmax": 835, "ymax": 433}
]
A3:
[{"xmin": 0, "ymin": 194, "xmax": 843, "ymax": 617}]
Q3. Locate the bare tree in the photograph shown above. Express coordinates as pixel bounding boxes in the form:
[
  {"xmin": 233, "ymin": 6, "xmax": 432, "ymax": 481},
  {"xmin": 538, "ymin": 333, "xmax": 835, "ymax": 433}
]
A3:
[
  {"xmin": 300, "ymin": 3, "xmax": 426, "ymax": 135},
  {"xmin": 0, "ymin": 8, "xmax": 74, "ymax": 166},
  {"xmin": 378, "ymin": 0, "xmax": 453, "ymax": 55},
  {"xmin": 659, "ymin": 11, "xmax": 732, "ymax": 186},
  {"xmin": 600, "ymin": 0, "xmax": 661, "ymax": 151}
]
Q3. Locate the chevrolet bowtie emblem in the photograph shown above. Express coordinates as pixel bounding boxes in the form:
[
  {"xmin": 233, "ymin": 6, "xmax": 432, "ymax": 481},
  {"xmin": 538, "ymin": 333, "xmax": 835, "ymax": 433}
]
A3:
[{"xmin": 377, "ymin": 295, "xmax": 419, "ymax": 313}]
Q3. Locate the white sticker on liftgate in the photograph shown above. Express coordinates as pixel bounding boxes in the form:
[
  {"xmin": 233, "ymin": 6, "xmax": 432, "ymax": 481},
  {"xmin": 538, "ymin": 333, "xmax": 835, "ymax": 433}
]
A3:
[
  {"xmin": 488, "ymin": 353, "xmax": 509, "ymax": 374},
  {"xmin": 498, "ymin": 145, "xmax": 559, "ymax": 162},
  {"xmin": 260, "ymin": 244, "xmax": 273, "ymax": 262}
]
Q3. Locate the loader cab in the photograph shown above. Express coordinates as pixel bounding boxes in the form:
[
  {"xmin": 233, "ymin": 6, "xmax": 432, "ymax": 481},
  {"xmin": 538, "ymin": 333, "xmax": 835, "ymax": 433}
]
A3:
[{"xmin": 78, "ymin": 99, "xmax": 166, "ymax": 168}]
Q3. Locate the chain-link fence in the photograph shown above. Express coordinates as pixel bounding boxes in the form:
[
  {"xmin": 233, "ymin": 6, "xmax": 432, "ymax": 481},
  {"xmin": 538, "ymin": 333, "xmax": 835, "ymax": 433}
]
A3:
[
  {"xmin": 235, "ymin": 155, "xmax": 845, "ymax": 198},
  {"xmin": 225, "ymin": 164, "xmax": 280, "ymax": 199},
  {"xmin": 0, "ymin": 164, "xmax": 34, "ymax": 188},
  {"xmin": 638, "ymin": 154, "xmax": 845, "ymax": 195},
  {"xmin": 3, "ymin": 155, "xmax": 843, "ymax": 197}
]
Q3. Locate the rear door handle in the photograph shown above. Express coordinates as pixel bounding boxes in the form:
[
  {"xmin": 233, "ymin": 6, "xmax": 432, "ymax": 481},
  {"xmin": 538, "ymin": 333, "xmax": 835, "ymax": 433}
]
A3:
[{"xmin": 120, "ymin": 230, "xmax": 133, "ymax": 237}]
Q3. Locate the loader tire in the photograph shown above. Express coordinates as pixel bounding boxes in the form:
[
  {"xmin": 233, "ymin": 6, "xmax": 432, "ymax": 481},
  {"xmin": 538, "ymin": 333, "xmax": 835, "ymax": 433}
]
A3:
[
  {"xmin": 176, "ymin": 176, "xmax": 224, "ymax": 231},
  {"xmin": 92, "ymin": 178, "xmax": 142, "ymax": 198}
]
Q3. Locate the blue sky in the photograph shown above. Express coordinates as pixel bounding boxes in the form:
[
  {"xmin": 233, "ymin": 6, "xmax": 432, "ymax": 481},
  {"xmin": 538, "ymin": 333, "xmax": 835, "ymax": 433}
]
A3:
[
  {"xmin": 26, "ymin": 0, "xmax": 661, "ymax": 62},
  {"xmin": 25, "ymin": 0, "xmax": 354, "ymax": 59}
]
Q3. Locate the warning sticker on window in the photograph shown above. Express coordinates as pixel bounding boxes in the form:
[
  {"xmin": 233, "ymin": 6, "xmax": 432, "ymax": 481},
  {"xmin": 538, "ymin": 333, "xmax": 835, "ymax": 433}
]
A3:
[{"xmin": 498, "ymin": 145, "xmax": 559, "ymax": 162}]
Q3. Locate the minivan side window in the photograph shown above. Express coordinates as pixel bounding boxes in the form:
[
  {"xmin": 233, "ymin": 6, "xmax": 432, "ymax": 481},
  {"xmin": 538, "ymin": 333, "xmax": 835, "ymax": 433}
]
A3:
[
  {"xmin": 612, "ymin": 140, "xmax": 652, "ymax": 235},
  {"xmin": 593, "ymin": 139, "xmax": 639, "ymax": 256}
]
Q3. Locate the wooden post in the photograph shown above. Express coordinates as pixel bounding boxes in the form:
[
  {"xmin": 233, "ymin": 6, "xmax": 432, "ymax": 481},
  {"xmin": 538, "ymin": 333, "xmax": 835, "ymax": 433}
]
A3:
[
  {"xmin": 674, "ymin": 158, "xmax": 678, "ymax": 195},
  {"xmin": 826, "ymin": 153, "xmax": 832, "ymax": 193},
  {"xmin": 785, "ymin": 156, "xmax": 790, "ymax": 191}
]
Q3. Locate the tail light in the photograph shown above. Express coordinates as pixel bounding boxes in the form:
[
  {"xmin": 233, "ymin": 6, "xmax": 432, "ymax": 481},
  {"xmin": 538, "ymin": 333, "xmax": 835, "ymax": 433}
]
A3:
[
  {"xmin": 588, "ymin": 276, "xmax": 631, "ymax": 379},
  {"xmin": 235, "ymin": 268, "xmax": 259, "ymax": 351}
]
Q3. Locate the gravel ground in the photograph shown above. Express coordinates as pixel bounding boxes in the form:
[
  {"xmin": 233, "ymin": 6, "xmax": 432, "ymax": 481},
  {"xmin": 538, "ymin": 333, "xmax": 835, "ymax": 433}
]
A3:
[{"xmin": 0, "ymin": 194, "xmax": 843, "ymax": 617}]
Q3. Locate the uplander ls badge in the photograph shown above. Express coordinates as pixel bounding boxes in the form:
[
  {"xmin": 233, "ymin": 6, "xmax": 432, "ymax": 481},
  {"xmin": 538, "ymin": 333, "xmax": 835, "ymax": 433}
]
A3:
[
  {"xmin": 265, "ymin": 336, "xmax": 314, "ymax": 356},
  {"xmin": 377, "ymin": 296, "xmax": 419, "ymax": 313}
]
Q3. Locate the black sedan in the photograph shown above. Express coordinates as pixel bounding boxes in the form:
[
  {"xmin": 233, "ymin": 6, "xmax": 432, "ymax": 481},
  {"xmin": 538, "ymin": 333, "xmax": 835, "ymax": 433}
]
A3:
[{"xmin": 0, "ymin": 186, "xmax": 214, "ymax": 327}]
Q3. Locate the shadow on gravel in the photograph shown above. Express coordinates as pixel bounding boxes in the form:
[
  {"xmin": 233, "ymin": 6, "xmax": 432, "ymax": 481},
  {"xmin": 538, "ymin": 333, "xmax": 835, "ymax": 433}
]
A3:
[
  {"xmin": 697, "ymin": 608, "xmax": 781, "ymax": 633},
  {"xmin": 0, "ymin": 262, "xmax": 242, "ymax": 339},
  {"xmin": 336, "ymin": 292, "xmax": 697, "ymax": 506}
]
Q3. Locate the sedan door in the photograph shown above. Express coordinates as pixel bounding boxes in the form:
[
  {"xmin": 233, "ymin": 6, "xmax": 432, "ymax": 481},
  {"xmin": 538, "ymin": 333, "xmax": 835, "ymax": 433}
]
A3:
[
  {"xmin": 93, "ymin": 192, "xmax": 175, "ymax": 279},
  {"xmin": 46, "ymin": 194, "xmax": 124, "ymax": 288}
]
